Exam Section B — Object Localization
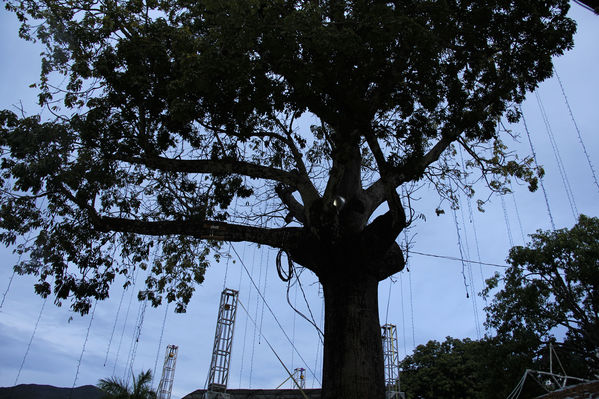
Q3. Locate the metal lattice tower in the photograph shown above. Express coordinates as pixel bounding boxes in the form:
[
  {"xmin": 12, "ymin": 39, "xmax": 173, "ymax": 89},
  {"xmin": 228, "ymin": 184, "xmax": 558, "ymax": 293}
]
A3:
[
  {"xmin": 206, "ymin": 288, "xmax": 239, "ymax": 397},
  {"xmin": 157, "ymin": 345, "xmax": 178, "ymax": 399},
  {"xmin": 381, "ymin": 324, "xmax": 404, "ymax": 399}
]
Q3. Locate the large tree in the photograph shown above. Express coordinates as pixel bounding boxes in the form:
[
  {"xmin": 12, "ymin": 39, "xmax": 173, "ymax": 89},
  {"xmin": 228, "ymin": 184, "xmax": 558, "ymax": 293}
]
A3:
[
  {"xmin": 484, "ymin": 214, "xmax": 599, "ymax": 376},
  {"xmin": 0, "ymin": 1, "xmax": 575, "ymax": 398}
]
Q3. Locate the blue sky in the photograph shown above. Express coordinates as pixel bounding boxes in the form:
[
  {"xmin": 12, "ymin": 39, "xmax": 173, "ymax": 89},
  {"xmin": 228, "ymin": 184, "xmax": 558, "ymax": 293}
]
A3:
[{"xmin": 1, "ymin": 4, "xmax": 598, "ymax": 398}]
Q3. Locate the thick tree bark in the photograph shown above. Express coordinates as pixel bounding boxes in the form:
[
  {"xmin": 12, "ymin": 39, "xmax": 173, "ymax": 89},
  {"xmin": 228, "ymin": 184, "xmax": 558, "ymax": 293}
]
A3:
[{"xmin": 321, "ymin": 274, "xmax": 385, "ymax": 399}]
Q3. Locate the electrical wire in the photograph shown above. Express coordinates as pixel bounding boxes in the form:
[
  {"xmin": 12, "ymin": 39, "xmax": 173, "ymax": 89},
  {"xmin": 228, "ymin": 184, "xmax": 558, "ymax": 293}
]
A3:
[
  {"xmin": 231, "ymin": 244, "xmax": 321, "ymax": 385},
  {"xmin": 409, "ymin": 251, "xmax": 509, "ymax": 268}
]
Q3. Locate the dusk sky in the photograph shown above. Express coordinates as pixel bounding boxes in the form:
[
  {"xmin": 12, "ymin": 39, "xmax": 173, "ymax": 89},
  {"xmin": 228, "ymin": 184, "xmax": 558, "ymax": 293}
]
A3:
[{"xmin": 1, "ymin": 4, "xmax": 598, "ymax": 398}]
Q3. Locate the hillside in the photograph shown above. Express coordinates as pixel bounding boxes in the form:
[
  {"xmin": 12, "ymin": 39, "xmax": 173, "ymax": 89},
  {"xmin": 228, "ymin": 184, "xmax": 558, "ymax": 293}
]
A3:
[{"xmin": 0, "ymin": 384, "xmax": 103, "ymax": 399}]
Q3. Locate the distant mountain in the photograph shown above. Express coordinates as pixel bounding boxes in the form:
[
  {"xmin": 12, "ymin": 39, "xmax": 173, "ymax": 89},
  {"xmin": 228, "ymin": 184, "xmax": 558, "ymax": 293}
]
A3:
[{"xmin": 0, "ymin": 384, "xmax": 104, "ymax": 399}]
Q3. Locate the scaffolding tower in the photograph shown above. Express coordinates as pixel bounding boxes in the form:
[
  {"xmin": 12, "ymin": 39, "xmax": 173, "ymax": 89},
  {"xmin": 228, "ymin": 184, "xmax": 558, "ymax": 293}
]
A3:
[
  {"xmin": 157, "ymin": 344, "xmax": 178, "ymax": 399},
  {"xmin": 381, "ymin": 324, "xmax": 405, "ymax": 399},
  {"xmin": 204, "ymin": 288, "xmax": 239, "ymax": 399}
]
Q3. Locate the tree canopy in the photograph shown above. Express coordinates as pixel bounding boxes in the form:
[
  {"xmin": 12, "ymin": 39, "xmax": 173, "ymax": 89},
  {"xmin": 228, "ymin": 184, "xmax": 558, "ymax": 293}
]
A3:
[
  {"xmin": 399, "ymin": 336, "xmax": 547, "ymax": 399},
  {"xmin": 0, "ymin": 0, "xmax": 575, "ymax": 311},
  {"xmin": 484, "ymin": 214, "xmax": 599, "ymax": 375},
  {"xmin": 0, "ymin": 1, "xmax": 577, "ymax": 398}
]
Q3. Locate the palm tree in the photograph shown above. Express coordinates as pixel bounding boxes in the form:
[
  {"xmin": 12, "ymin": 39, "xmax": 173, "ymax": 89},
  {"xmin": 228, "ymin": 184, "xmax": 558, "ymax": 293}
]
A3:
[{"xmin": 98, "ymin": 369, "xmax": 157, "ymax": 399}]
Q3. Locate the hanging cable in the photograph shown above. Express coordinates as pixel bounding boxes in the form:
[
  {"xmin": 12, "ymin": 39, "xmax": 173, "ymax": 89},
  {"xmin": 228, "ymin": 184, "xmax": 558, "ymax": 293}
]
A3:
[
  {"xmin": 125, "ymin": 297, "xmax": 148, "ymax": 384},
  {"xmin": 465, "ymin": 183, "xmax": 488, "ymax": 303},
  {"xmin": 398, "ymin": 272, "xmax": 407, "ymax": 357},
  {"xmin": 294, "ymin": 269, "xmax": 324, "ymax": 343},
  {"xmin": 104, "ymin": 275, "xmax": 127, "ymax": 367},
  {"xmin": 71, "ymin": 299, "xmax": 98, "ymax": 393},
  {"xmin": 0, "ymin": 269, "xmax": 16, "ymax": 310},
  {"xmin": 407, "ymin": 270, "xmax": 416, "ymax": 349},
  {"xmin": 554, "ymin": 67, "xmax": 599, "ymax": 194},
  {"xmin": 384, "ymin": 275, "xmax": 393, "ymax": 327},
  {"xmin": 231, "ymin": 244, "xmax": 321, "ymax": 385},
  {"xmin": 112, "ymin": 268, "xmax": 139, "ymax": 376},
  {"xmin": 403, "ymin": 228, "xmax": 417, "ymax": 349},
  {"xmin": 501, "ymin": 196, "xmax": 515, "ymax": 248},
  {"xmin": 535, "ymin": 92, "xmax": 579, "ymax": 220},
  {"xmin": 520, "ymin": 106, "xmax": 556, "ymax": 230},
  {"xmin": 249, "ymin": 245, "xmax": 264, "ymax": 388},
  {"xmin": 312, "ymin": 293, "xmax": 324, "ymax": 389},
  {"xmin": 276, "ymin": 249, "xmax": 293, "ymax": 282},
  {"xmin": 290, "ymin": 279, "xmax": 298, "ymax": 371},
  {"xmin": 152, "ymin": 302, "xmax": 169, "ymax": 388},
  {"xmin": 14, "ymin": 297, "xmax": 47, "ymax": 385},
  {"xmin": 451, "ymin": 194, "xmax": 471, "ymax": 298},
  {"xmin": 285, "ymin": 271, "xmax": 324, "ymax": 343},
  {"xmin": 2, "ymin": 214, "xmax": 39, "ymax": 310},
  {"xmin": 222, "ymin": 243, "xmax": 232, "ymax": 291},
  {"xmin": 459, "ymin": 200, "xmax": 482, "ymax": 339},
  {"xmin": 457, "ymin": 146, "xmax": 483, "ymax": 337},
  {"xmin": 237, "ymin": 299, "xmax": 311, "ymax": 399},
  {"xmin": 258, "ymin": 248, "xmax": 271, "ymax": 344},
  {"xmin": 510, "ymin": 188, "xmax": 527, "ymax": 244},
  {"xmin": 237, "ymin": 244, "xmax": 255, "ymax": 388}
]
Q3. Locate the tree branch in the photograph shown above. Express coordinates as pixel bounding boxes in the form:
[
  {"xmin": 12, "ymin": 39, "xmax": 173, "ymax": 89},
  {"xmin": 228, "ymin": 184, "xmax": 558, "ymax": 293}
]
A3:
[
  {"xmin": 199, "ymin": 119, "xmax": 320, "ymax": 206},
  {"xmin": 93, "ymin": 215, "xmax": 302, "ymax": 249},
  {"xmin": 275, "ymin": 184, "xmax": 306, "ymax": 224},
  {"xmin": 365, "ymin": 128, "xmax": 461, "ymax": 213}
]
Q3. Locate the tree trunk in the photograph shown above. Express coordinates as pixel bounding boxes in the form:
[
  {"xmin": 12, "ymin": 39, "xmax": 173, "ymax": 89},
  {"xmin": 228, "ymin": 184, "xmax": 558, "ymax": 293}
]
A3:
[{"xmin": 321, "ymin": 274, "xmax": 385, "ymax": 399}]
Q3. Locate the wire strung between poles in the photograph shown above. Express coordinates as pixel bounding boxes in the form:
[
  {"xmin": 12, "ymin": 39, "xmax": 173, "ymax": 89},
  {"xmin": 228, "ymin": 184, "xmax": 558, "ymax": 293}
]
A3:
[{"xmin": 409, "ymin": 251, "xmax": 508, "ymax": 268}]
